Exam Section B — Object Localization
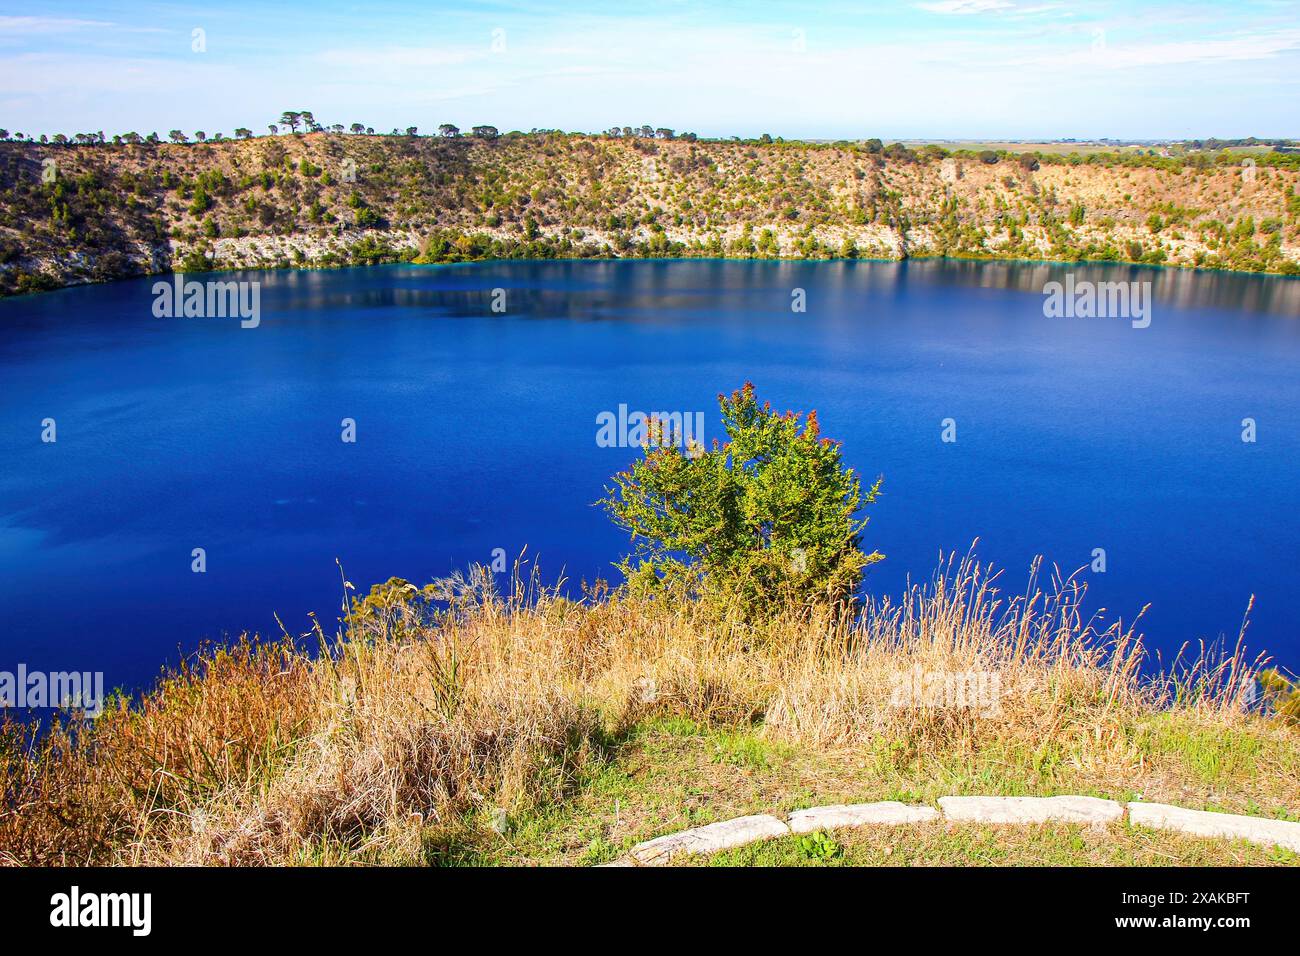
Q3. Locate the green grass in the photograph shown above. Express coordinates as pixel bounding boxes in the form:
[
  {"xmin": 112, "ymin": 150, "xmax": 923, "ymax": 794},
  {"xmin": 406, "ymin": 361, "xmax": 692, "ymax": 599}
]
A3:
[
  {"xmin": 416, "ymin": 717, "xmax": 1300, "ymax": 867},
  {"xmin": 708, "ymin": 730, "xmax": 789, "ymax": 770},
  {"xmin": 1136, "ymin": 715, "xmax": 1266, "ymax": 785}
]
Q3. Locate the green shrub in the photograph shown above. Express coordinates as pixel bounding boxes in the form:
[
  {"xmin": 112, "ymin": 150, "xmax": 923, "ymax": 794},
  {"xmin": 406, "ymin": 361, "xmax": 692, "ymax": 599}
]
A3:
[
  {"xmin": 1258, "ymin": 669, "xmax": 1299, "ymax": 724},
  {"xmin": 600, "ymin": 382, "xmax": 882, "ymax": 614},
  {"xmin": 188, "ymin": 186, "xmax": 212, "ymax": 216}
]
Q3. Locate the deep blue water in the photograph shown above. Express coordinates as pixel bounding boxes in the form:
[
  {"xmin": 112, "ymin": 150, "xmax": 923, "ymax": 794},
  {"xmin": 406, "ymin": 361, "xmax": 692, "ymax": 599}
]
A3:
[{"xmin": 1, "ymin": 259, "xmax": 1298, "ymax": 693}]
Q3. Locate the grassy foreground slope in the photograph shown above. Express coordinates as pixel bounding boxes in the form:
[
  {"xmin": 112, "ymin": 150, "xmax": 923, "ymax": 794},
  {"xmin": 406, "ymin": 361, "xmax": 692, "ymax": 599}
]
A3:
[
  {"xmin": 2, "ymin": 132, "xmax": 1299, "ymax": 295},
  {"xmin": 3, "ymin": 558, "xmax": 1296, "ymax": 866}
]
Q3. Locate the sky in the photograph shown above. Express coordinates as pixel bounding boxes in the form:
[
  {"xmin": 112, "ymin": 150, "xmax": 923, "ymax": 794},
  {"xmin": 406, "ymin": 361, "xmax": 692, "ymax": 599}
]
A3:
[{"xmin": 0, "ymin": 0, "xmax": 1297, "ymax": 141}]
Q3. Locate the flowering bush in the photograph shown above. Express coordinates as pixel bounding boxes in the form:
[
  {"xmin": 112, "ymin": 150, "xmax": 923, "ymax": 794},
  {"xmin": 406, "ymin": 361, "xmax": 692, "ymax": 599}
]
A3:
[{"xmin": 601, "ymin": 382, "xmax": 882, "ymax": 614}]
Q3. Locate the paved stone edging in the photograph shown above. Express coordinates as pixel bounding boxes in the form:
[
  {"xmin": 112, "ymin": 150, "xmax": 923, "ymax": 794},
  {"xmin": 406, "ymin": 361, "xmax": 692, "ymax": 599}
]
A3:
[
  {"xmin": 790, "ymin": 801, "xmax": 939, "ymax": 833},
  {"xmin": 629, "ymin": 815, "xmax": 790, "ymax": 866},
  {"xmin": 606, "ymin": 797, "xmax": 1300, "ymax": 866},
  {"xmin": 938, "ymin": 795, "xmax": 1123, "ymax": 826},
  {"xmin": 1128, "ymin": 802, "xmax": 1300, "ymax": 853}
]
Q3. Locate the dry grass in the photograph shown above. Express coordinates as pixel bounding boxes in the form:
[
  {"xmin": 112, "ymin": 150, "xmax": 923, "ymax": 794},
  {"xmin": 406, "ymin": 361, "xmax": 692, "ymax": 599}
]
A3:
[{"xmin": 1, "ymin": 554, "xmax": 1294, "ymax": 866}]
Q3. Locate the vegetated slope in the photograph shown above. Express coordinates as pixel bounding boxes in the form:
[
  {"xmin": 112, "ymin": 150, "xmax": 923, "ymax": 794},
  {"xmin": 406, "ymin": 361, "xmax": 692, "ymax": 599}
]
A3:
[
  {"xmin": 2, "ymin": 559, "xmax": 1295, "ymax": 866},
  {"xmin": 2, "ymin": 132, "xmax": 1298, "ymax": 295}
]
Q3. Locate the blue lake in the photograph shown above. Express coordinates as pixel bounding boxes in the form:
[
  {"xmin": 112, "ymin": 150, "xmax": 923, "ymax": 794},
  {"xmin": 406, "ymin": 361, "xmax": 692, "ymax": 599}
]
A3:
[{"xmin": 1, "ymin": 259, "xmax": 1298, "ymax": 692}]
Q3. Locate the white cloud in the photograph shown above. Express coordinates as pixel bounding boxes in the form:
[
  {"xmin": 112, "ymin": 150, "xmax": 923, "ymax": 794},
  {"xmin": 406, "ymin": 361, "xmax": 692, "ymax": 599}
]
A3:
[
  {"xmin": 315, "ymin": 47, "xmax": 480, "ymax": 70},
  {"xmin": 1007, "ymin": 3, "xmax": 1070, "ymax": 19},
  {"xmin": 0, "ymin": 15, "xmax": 112, "ymax": 34},
  {"xmin": 1026, "ymin": 28, "xmax": 1300, "ymax": 68},
  {"xmin": 917, "ymin": 0, "xmax": 1015, "ymax": 14}
]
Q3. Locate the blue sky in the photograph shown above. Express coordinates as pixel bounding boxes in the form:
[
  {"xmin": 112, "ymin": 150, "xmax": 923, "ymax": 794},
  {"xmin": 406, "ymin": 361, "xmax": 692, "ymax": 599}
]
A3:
[{"xmin": 1, "ymin": 0, "xmax": 1297, "ymax": 140}]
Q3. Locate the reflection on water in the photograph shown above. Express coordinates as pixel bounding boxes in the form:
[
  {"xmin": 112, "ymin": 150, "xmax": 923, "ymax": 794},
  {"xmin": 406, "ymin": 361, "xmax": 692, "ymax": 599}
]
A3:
[{"xmin": 903, "ymin": 259, "xmax": 1300, "ymax": 316}]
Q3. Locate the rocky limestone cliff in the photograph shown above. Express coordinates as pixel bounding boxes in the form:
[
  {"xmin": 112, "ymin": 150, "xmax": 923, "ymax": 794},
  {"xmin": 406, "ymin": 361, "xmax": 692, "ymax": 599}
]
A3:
[{"xmin": 2, "ymin": 133, "xmax": 1297, "ymax": 296}]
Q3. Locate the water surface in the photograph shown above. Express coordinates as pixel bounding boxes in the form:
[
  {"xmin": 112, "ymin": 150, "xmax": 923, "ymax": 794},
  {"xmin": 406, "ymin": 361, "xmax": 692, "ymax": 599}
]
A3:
[{"xmin": 1, "ymin": 259, "xmax": 1297, "ymax": 692}]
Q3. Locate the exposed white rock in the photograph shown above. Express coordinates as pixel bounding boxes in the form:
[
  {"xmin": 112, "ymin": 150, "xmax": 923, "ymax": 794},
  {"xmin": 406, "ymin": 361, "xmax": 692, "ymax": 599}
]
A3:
[
  {"xmin": 1127, "ymin": 803, "xmax": 1300, "ymax": 852},
  {"xmin": 788, "ymin": 801, "xmax": 939, "ymax": 834},
  {"xmin": 938, "ymin": 795, "xmax": 1123, "ymax": 826},
  {"xmin": 629, "ymin": 815, "xmax": 790, "ymax": 866},
  {"xmin": 598, "ymin": 797, "xmax": 1300, "ymax": 867}
]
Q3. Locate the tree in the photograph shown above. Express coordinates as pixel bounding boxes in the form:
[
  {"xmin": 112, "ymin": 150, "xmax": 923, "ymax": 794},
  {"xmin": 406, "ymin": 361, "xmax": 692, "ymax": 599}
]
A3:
[
  {"xmin": 350, "ymin": 123, "xmax": 365, "ymax": 134},
  {"xmin": 279, "ymin": 111, "xmax": 301, "ymax": 133},
  {"xmin": 472, "ymin": 125, "xmax": 499, "ymax": 140},
  {"xmin": 0, "ymin": 130, "xmax": 8, "ymax": 140},
  {"xmin": 601, "ymin": 382, "xmax": 882, "ymax": 612},
  {"xmin": 267, "ymin": 124, "xmax": 278, "ymax": 136},
  {"xmin": 190, "ymin": 185, "xmax": 212, "ymax": 215},
  {"xmin": 194, "ymin": 131, "xmax": 206, "ymax": 142},
  {"xmin": 299, "ymin": 110, "xmax": 316, "ymax": 131},
  {"xmin": 438, "ymin": 123, "xmax": 460, "ymax": 138},
  {"xmin": 168, "ymin": 130, "xmax": 188, "ymax": 143},
  {"xmin": 405, "ymin": 126, "xmax": 418, "ymax": 137},
  {"xmin": 235, "ymin": 128, "xmax": 252, "ymax": 140}
]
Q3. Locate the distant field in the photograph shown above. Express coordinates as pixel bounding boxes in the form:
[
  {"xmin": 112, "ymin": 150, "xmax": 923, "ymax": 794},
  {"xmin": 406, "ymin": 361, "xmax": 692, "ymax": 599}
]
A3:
[
  {"xmin": 902, "ymin": 140, "xmax": 1150, "ymax": 155},
  {"xmin": 1213, "ymin": 144, "xmax": 1286, "ymax": 155},
  {"xmin": 901, "ymin": 140, "xmax": 1288, "ymax": 157}
]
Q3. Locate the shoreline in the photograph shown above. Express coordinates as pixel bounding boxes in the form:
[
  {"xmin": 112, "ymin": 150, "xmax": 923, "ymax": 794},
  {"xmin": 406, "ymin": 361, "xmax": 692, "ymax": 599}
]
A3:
[{"xmin": 5, "ymin": 249, "xmax": 1299, "ymax": 303}]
